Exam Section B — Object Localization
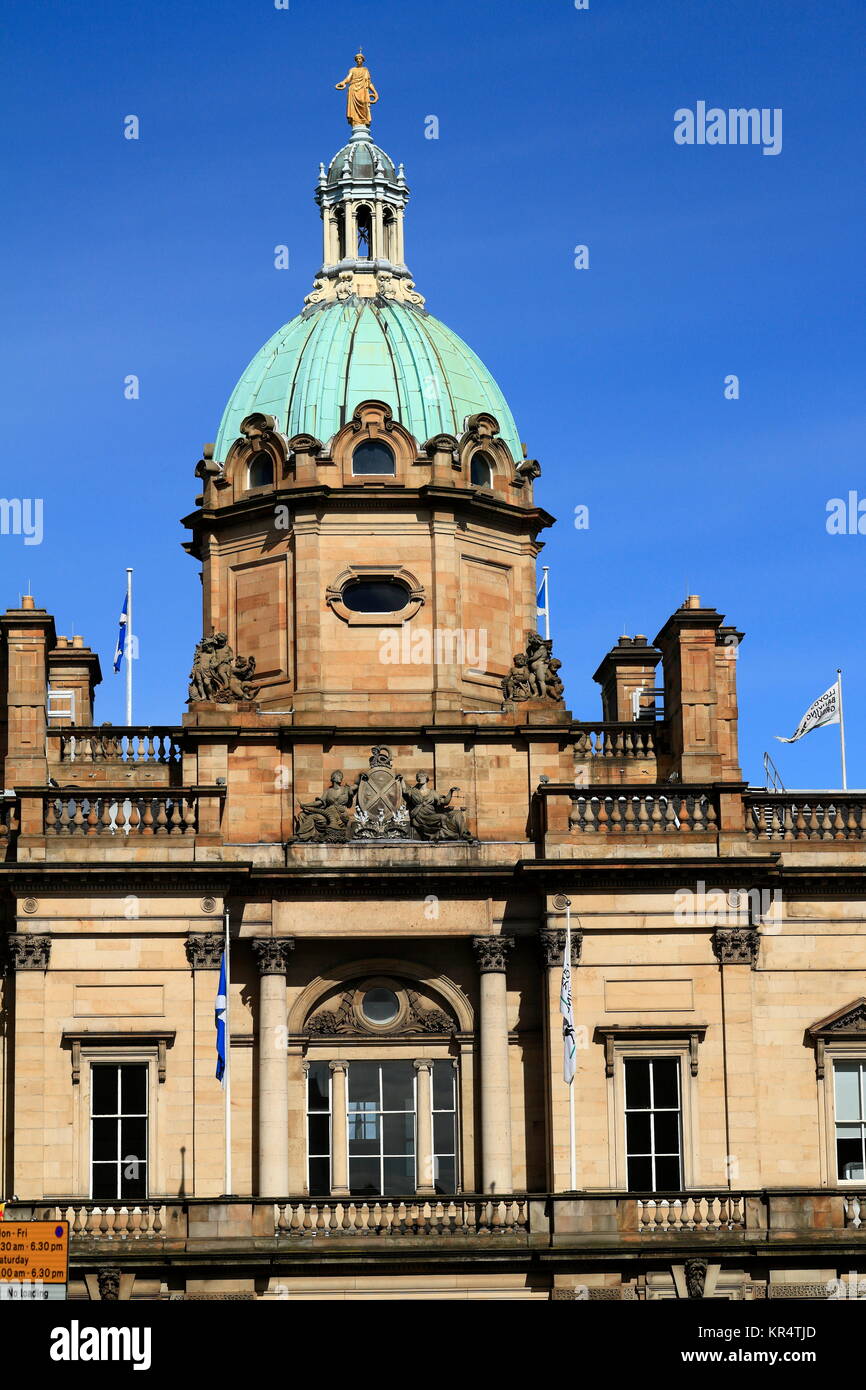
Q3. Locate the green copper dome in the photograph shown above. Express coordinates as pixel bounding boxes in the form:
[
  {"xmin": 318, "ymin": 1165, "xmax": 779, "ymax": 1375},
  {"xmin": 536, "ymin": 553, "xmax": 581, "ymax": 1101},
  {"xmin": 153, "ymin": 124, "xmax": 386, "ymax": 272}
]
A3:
[{"xmin": 214, "ymin": 299, "xmax": 522, "ymax": 462}]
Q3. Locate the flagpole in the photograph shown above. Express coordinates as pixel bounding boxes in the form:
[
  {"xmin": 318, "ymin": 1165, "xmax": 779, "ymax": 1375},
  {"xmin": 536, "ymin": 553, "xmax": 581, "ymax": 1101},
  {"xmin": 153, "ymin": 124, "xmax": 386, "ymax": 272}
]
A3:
[
  {"xmin": 224, "ymin": 905, "xmax": 233, "ymax": 1195},
  {"xmin": 565, "ymin": 904, "xmax": 576, "ymax": 1192},
  {"xmin": 837, "ymin": 669, "xmax": 848, "ymax": 791},
  {"xmin": 125, "ymin": 567, "xmax": 133, "ymax": 726}
]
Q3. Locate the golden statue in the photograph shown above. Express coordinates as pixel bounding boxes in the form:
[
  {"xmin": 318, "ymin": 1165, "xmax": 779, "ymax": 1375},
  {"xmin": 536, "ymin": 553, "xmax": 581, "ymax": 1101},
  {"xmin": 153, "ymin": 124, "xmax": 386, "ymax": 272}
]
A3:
[{"xmin": 335, "ymin": 51, "xmax": 379, "ymax": 127}]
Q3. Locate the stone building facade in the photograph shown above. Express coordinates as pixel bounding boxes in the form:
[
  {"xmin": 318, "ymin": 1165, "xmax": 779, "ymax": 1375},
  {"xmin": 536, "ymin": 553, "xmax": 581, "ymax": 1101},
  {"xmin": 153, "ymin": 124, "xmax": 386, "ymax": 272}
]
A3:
[{"xmin": 2, "ymin": 111, "xmax": 865, "ymax": 1302}]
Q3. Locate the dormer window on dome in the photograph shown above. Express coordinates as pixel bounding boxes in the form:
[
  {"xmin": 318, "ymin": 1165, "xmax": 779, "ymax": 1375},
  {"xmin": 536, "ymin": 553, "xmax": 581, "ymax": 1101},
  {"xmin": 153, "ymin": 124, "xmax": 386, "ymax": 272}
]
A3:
[
  {"xmin": 247, "ymin": 451, "xmax": 274, "ymax": 489},
  {"xmin": 352, "ymin": 439, "xmax": 395, "ymax": 475},
  {"xmin": 470, "ymin": 452, "xmax": 494, "ymax": 488}
]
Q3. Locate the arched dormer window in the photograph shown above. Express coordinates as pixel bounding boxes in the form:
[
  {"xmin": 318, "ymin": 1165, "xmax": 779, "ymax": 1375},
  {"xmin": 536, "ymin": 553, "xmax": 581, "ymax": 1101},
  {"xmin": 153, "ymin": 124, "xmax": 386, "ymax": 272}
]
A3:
[
  {"xmin": 356, "ymin": 205, "xmax": 373, "ymax": 259},
  {"xmin": 470, "ymin": 452, "xmax": 494, "ymax": 488},
  {"xmin": 248, "ymin": 452, "xmax": 274, "ymax": 489},
  {"xmin": 352, "ymin": 439, "xmax": 395, "ymax": 476}
]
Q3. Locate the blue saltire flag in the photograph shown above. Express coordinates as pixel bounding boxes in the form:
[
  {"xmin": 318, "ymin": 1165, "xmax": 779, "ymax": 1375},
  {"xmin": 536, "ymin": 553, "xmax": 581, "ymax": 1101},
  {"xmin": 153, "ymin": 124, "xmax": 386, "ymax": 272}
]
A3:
[
  {"xmin": 113, "ymin": 594, "xmax": 128, "ymax": 673},
  {"xmin": 215, "ymin": 951, "xmax": 227, "ymax": 1085}
]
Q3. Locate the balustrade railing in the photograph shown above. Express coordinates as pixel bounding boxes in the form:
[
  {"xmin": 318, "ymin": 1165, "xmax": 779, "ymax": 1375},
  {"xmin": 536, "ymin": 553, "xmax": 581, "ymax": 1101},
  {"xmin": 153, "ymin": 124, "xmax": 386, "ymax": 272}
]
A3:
[
  {"xmin": 0, "ymin": 798, "xmax": 19, "ymax": 845},
  {"xmin": 44, "ymin": 789, "xmax": 199, "ymax": 836},
  {"xmin": 843, "ymin": 1195, "xmax": 866, "ymax": 1229},
  {"xmin": 32, "ymin": 1203, "xmax": 173, "ymax": 1239},
  {"xmin": 568, "ymin": 788, "xmax": 717, "ymax": 834},
  {"xmin": 636, "ymin": 1194, "xmax": 746, "ymax": 1233},
  {"xmin": 48, "ymin": 727, "xmax": 183, "ymax": 765},
  {"xmin": 745, "ymin": 794, "xmax": 865, "ymax": 841},
  {"xmin": 273, "ymin": 1197, "xmax": 529, "ymax": 1238},
  {"xmin": 573, "ymin": 723, "xmax": 662, "ymax": 760}
]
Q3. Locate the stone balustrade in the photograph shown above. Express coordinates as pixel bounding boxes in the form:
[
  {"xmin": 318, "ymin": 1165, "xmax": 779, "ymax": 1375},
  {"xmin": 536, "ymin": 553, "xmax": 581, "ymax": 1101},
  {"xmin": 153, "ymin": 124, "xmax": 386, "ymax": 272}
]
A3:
[
  {"xmin": 568, "ymin": 788, "xmax": 718, "ymax": 834},
  {"xmin": 273, "ymin": 1196, "xmax": 529, "ymax": 1238},
  {"xmin": 48, "ymin": 726, "xmax": 183, "ymax": 766},
  {"xmin": 573, "ymin": 723, "xmax": 663, "ymax": 760},
  {"xmin": 745, "ymin": 793, "xmax": 865, "ymax": 841},
  {"xmin": 636, "ymin": 1194, "xmax": 745, "ymax": 1233},
  {"xmin": 0, "ymin": 797, "xmax": 19, "ymax": 849},
  {"xmin": 11, "ymin": 1191, "xmax": 866, "ymax": 1253},
  {"xmin": 43, "ymin": 789, "xmax": 201, "ymax": 836}
]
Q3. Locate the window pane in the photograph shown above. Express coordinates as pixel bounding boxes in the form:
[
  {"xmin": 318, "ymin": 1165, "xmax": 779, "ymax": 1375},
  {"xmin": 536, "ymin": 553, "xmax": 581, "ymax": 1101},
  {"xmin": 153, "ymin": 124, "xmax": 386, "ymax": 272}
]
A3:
[
  {"xmin": 624, "ymin": 1059, "xmax": 650, "ymax": 1110},
  {"xmin": 433, "ymin": 1112, "xmax": 455, "ymax": 1155},
  {"xmin": 121, "ymin": 1119, "xmax": 147, "ymax": 1172},
  {"xmin": 120, "ymin": 1065, "xmax": 147, "ymax": 1115},
  {"xmin": 92, "ymin": 1067, "xmax": 118, "ymax": 1116},
  {"xmin": 308, "ymin": 1157, "xmax": 330, "ymax": 1197},
  {"xmin": 382, "ymin": 1157, "xmax": 415, "ymax": 1196},
  {"xmin": 92, "ymin": 1163, "xmax": 118, "ymax": 1200},
  {"xmin": 837, "ymin": 1138, "xmax": 865, "ymax": 1181},
  {"xmin": 348, "ymin": 1062, "xmax": 380, "ymax": 1106},
  {"xmin": 308, "ymin": 1113, "xmax": 330, "ymax": 1156},
  {"xmin": 651, "ymin": 1059, "xmax": 679, "ymax": 1109},
  {"xmin": 348, "ymin": 1121, "xmax": 379, "ymax": 1156},
  {"xmin": 362, "ymin": 987, "xmax": 400, "ymax": 1024},
  {"xmin": 383, "ymin": 1112, "xmax": 415, "ymax": 1155},
  {"xmin": 307, "ymin": 1062, "xmax": 330, "ymax": 1111},
  {"xmin": 120, "ymin": 1161, "xmax": 147, "ymax": 1200},
  {"xmin": 349, "ymin": 1157, "xmax": 380, "ymax": 1196},
  {"xmin": 626, "ymin": 1112, "xmax": 651, "ymax": 1155},
  {"xmin": 382, "ymin": 1063, "xmax": 415, "ymax": 1112},
  {"xmin": 92, "ymin": 1118, "xmax": 118, "ymax": 1163},
  {"xmin": 653, "ymin": 1111, "xmax": 680, "ymax": 1156},
  {"xmin": 835, "ymin": 1063, "xmax": 863, "ymax": 1122},
  {"xmin": 654, "ymin": 1155, "xmax": 681, "ymax": 1192},
  {"xmin": 434, "ymin": 1157, "xmax": 456, "ymax": 1194},
  {"xmin": 627, "ymin": 1156, "xmax": 652, "ymax": 1191},
  {"xmin": 432, "ymin": 1061, "xmax": 455, "ymax": 1111}
]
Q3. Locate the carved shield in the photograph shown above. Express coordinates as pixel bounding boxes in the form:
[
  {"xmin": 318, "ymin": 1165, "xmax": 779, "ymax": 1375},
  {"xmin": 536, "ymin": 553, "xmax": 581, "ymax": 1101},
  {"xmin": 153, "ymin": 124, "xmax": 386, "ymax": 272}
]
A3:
[{"xmin": 357, "ymin": 767, "xmax": 403, "ymax": 818}]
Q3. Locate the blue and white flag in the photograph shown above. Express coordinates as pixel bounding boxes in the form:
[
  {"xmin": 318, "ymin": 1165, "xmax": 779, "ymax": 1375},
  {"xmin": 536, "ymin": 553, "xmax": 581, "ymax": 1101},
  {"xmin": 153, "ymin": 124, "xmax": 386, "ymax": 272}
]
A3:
[
  {"xmin": 215, "ymin": 951, "xmax": 227, "ymax": 1085},
  {"xmin": 560, "ymin": 929, "xmax": 576, "ymax": 1085},
  {"xmin": 113, "ymin": 594, "xmax": 129, "ymax": 674},
  {"xmin": 536, "ymin": 571, "xmax": 548, "ymax": 623}
]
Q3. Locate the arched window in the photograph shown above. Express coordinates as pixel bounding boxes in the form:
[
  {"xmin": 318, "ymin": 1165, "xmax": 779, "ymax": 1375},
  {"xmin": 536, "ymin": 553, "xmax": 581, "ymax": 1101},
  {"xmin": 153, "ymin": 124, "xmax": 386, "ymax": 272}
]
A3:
[
  {"xmin": 335, "ymin": 207, "xmax": 346, "ymax": 260},
  {"xmin": 470, "ymin": 452, "xmax": 493, "ymax": 488},
  {"xmin": 248, "ymin": 452, "xmax": 274, "ymax": 489},
  {"xmin": 356, "ymin": 205, "xmax": 373, "ymax": 259},
  {"xmin": 352, "ymin": 439, "xmax": 395, "ymax": 475}
]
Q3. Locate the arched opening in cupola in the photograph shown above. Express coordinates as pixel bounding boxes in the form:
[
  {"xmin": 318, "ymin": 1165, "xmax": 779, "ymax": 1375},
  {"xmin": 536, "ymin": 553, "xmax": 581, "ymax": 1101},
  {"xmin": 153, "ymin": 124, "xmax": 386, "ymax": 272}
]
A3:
[{"xmin": 356, "ymin": 205, "xmax": 373, "ymax": 259}]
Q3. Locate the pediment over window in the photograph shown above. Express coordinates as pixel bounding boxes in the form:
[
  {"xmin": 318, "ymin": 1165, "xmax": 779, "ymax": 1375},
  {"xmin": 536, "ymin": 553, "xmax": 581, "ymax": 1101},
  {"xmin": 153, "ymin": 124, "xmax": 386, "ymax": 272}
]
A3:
[
  {"xmin": 807, "ymin": 999, "xmax": 866, "ymax": 1078},
  {"xmin": 305, "ymin": 980, "xmax": 457, "ymax": 1039}
]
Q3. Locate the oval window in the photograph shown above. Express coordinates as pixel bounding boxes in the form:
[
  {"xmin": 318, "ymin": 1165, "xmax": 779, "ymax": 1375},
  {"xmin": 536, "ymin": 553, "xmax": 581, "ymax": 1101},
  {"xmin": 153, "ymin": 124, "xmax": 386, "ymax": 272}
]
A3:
[
  {"xmin": 342, "ymin": 579, "xmax": 410, "ymax": 613},
  {"xmin": 352, "ymin": 440, "xmax": 395, "ymax": 475},
  {"xmin": 362, "ymin": 987, "xmax": 400, "ymax": 1025}
]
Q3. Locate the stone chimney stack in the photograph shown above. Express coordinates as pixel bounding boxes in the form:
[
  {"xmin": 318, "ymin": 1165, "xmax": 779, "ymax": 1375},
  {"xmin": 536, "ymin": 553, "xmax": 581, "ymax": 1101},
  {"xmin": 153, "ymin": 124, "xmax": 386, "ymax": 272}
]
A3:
[
  {"xmin": 653, "ymin": 596, "xmax": 743, "ymax": 782},
  {"xmin": 592, "ymin": 634, "xmax": 662, "ymax": 722},
  {"xmin": 0, "ymin": 598, "xmax": 56, "ymax": 788}
]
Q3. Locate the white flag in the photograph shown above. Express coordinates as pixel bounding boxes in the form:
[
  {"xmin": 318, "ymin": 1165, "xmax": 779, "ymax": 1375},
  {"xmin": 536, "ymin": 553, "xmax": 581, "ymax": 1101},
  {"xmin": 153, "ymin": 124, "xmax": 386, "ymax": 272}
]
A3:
[
  {"xmin": 776, "ymin": 680, "xmax": 841, "ymax": 744},
  {"xmin": 560, "ymin": 927, "xmax": 576, "ymax": 1085}
]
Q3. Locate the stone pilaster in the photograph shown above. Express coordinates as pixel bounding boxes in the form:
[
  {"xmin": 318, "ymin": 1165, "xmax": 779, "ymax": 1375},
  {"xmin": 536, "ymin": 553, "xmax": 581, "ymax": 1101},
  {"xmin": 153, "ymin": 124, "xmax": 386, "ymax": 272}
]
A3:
[
  {"xmin": 252, "ymin": 938, "xmax": 294, "ymax": 1195},
  {"xmin": 472, "ymin": 936, "xmax": 514, "ymax": 1194}
]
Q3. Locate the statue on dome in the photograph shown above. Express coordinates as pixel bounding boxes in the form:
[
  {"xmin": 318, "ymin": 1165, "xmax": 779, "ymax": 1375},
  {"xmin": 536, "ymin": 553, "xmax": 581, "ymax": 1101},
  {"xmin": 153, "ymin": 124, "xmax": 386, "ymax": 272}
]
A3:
[
  {"xmin": 335, "ymin": 51, "xmax": 379, "ymax": 127},
  {"xmin": 501, "ymin": 633, "xmax": 566, "ymax": 706},
  {"xmin": 187, "ymin": 632, "xmax": 260, "ymax": 704}
]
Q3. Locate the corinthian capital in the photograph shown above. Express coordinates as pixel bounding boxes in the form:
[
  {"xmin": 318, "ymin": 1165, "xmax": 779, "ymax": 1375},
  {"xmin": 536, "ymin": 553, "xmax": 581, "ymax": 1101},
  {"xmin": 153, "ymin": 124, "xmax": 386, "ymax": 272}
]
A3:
[
  {"xmin": 471, "ymin": 936, "xmax": 514, "ymax": 974},
  {"xmin": 8, "ymin": 934, "xmax": 51, "ymax": 970},
  {"xmin": 252, "ymin": 937, "xmax": 295, "ymax": 976}
]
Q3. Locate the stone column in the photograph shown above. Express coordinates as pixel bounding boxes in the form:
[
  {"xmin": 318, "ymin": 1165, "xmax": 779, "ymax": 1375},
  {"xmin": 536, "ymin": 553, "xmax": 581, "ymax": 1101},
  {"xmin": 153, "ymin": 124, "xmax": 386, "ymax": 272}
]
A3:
[
  {"xmin": 472, "ymin": 936, "xmax": 515, "ymax": 1195},
  {"xmin": 252, "ymin": 938, "xmax": 294, "ymax": 1196},
  {"xmin": 414, "ymin": 1060, "xmax": 435, "ymax": 1195},
  {"xmin": 328, "ymin": 1061, "xmax": 350, "ymax": 1196}
]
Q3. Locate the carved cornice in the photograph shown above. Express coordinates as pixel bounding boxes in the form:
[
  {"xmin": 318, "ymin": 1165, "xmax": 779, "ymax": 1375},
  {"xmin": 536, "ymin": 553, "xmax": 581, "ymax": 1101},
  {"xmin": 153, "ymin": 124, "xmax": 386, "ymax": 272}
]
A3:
[
  {"xmin": 712, "ymin": 927, "xmax": 760, "ymax": 966},
  {"xmin": 185, "ymin": 932, "xmax": 224, "ymax": 970},
  {"xmin": 472, "ymin": 936, "xmax": 515, "ymax": 974},
  {"xmin": 539, "ymin": 927, "xmax": 582, "ymax": 969},
  {"xmin": 252, "ymin": 938, "xmax": 295, "ymax": 976},
  {"xmin": 8, "ymin": 934, "xmax": 51, "ymax": 970}
]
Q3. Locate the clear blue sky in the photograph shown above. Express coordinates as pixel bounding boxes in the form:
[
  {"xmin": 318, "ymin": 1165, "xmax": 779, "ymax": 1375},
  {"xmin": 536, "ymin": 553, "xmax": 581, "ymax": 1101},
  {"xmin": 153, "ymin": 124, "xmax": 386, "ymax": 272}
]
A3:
[{"xmin": 1, "ymin": 0, "xmax": 863, "ymax": 789}]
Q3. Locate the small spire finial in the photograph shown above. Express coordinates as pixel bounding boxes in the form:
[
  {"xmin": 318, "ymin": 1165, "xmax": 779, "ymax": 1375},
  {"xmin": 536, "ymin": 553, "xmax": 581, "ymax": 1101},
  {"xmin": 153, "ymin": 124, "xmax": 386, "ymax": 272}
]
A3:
[{"xmin": 335, "ymin": 50, "xmax": 379, "ymax": 128}]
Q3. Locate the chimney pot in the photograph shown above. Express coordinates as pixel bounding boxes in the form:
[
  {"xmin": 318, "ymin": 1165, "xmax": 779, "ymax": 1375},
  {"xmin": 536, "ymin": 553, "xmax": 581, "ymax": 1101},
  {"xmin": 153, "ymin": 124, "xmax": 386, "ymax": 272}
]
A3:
[
  {"xmin": 21, "ymin": 595, "xmax": 35, "ymax": 610},
  {"xmin": 685, "ymin": 594, "xmax": 701, "ymax": 610},
  {"xmin": 72, "ymin": 635, "xmax": 84, "ymax": 649}
]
